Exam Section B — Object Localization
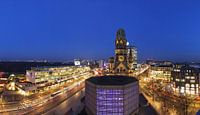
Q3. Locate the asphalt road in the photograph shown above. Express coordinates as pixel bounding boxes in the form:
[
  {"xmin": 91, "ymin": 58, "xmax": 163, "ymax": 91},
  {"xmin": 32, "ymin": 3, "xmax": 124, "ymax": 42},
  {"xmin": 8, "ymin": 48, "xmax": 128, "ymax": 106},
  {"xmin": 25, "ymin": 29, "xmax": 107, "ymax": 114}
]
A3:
[{"xmin": 24, "ymin": 83, "xmax": 85, "ymax": 115}]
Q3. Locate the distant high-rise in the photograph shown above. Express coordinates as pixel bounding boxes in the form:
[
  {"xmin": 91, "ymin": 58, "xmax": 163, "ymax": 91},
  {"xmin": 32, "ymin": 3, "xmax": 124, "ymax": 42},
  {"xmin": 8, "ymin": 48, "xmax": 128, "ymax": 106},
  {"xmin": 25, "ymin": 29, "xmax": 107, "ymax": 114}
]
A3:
[
  {"xmin": 127, "ymin": 45, "xmax": 137, "ymax": 70},
  {"xmin": 108, "ymin": 28, "xmax": 137, "ymax": 74}
]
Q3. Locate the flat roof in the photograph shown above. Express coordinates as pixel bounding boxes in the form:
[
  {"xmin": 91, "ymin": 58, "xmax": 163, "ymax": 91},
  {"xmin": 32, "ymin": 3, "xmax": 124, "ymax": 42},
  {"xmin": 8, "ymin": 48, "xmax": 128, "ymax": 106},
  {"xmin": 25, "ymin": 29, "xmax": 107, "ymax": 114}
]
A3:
[{"xmin": 86, "ymin": 76, "xmax": 138, "ymax": 86}]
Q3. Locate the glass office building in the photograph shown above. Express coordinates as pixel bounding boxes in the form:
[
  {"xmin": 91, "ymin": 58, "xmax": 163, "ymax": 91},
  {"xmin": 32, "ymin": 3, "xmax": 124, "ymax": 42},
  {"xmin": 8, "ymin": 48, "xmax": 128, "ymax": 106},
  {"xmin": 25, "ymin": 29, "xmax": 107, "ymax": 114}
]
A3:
[{"xmin": 85, "ymin": 76, "xmax": 139, "ymax": 115}]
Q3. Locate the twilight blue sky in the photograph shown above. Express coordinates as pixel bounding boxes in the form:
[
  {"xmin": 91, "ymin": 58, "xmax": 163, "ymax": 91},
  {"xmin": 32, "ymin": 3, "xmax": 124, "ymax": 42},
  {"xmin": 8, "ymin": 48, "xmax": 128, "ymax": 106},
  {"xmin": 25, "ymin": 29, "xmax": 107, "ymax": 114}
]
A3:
[{"xmin": 0, "ymin": 0, "xmax": 200, "ymax": 62}]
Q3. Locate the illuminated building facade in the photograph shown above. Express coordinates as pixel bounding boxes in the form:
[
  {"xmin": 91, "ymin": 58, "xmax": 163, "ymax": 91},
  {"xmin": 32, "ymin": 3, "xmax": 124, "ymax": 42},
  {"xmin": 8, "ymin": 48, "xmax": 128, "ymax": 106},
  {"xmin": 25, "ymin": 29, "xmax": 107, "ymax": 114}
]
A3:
[
  {"xmin": 147, "ymin": 60, "xmax": 173, "ymax": 81},
  {"xmin": 127, "ymin": 45, "xmax": 137, "ymax": 69},
  {"xmin": 15, "ymin": 82, "xmax": 37, "ymax": 95},
  {"xmin": 108, "ymin": 29, "xmax": 137, "ymax": 74},
  {"xmin": 26, "ymin": 66, "xmax": 90, "ymax": 89},
  {"xmin": 85, "ymin": 76, "xmax": 139, "ymax": 115},
  {"xmin": 150, "ymin": 65, "xmax": 172, "ymax": 82},
  {"xmin": 171, "ymin": 64, "xmax": 200, "ymax": 96},
  {"xmin": 0, "ymin": 72, "xmax": 8, "ymax": 88},
  {"xmin": 98, "ymin": 60, "xmax": 105, "ymax": 68}
]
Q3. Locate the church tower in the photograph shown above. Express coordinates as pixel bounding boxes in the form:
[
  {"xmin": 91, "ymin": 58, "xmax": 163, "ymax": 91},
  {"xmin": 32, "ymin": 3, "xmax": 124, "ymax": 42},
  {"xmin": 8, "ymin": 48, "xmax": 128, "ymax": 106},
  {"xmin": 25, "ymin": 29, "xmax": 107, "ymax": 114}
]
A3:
[
  {"xmin": 114, "ymin": 29, "xmax": 128, "ymax": 74},
  {"xmin": 107, "ymin": 28, "xmax": 137, "ymax": 75}
]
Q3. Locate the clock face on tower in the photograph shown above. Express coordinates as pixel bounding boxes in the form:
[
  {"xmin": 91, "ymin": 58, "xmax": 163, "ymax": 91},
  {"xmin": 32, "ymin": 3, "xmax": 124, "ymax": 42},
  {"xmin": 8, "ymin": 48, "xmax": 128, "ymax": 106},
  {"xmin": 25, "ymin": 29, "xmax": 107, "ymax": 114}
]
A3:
[{"xmin": 119, "ymin": 56, "xmax": 124, "ymax": 62}]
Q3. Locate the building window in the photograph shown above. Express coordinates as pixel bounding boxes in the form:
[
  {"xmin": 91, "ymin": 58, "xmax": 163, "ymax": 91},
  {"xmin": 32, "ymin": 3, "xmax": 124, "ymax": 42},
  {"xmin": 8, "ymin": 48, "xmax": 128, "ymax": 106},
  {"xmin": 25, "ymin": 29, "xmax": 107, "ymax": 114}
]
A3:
[
  {"xmin": 96, "ymin": 89, "xmax": 124, "ymax": 115},
  {"xmin": 176, "ymin": 79, "xmax": 180, "ymax": 82},
  {"xmin": 185, "ymin": 84, "xmax": 190, "ymax": 88},
  {"xmin": 191, "ymin": 84, "xmax": 195, "ymax": 88},
  {"xmin": 181, "ymin": 79, "xmax": 185, "ymax": 82},
  {"xmin": 185, "ymin": 76, "xmax": 190, "ymax": 79},
  {"xmin": 190, "ymin": 76, "xmax": 195, "ymax": 79}
]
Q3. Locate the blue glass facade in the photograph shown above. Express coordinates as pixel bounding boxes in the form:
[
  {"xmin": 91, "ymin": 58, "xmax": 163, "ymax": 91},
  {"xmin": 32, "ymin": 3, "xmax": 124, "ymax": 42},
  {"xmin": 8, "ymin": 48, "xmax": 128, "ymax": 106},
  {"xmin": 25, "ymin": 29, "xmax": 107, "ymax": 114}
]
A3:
[
  {"xmin": 85, "ymin": 76, "xmax": 139, "ymax": 115},
  {"xmin": 96, "ymin": 89, "xmax": 124, "ymax": 115}
]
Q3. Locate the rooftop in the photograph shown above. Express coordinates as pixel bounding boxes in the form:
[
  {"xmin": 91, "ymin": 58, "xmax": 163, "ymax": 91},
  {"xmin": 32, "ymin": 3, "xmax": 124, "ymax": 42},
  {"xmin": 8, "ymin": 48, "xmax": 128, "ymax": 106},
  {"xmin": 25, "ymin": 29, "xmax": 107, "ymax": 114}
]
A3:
[{"xmin": 86, "ymin": 76, "xmax": 138, "ymax": 86}]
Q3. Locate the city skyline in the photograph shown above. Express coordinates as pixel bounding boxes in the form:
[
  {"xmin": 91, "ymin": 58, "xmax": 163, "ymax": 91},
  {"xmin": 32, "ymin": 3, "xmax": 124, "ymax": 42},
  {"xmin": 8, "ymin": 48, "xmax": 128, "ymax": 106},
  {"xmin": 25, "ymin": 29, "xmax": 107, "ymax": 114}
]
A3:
[{"xmin": 0, "ymin": 0, "xmax": 200, "ymax": 62}]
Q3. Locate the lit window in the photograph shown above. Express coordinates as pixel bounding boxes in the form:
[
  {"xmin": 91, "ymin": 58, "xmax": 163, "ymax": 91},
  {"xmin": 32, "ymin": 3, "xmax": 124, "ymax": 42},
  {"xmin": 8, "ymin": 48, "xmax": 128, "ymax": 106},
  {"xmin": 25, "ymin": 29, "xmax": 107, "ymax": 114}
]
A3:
[
  {"xmin": 181, "ymin": 79, "xmax": 185, "ymax": 82},
  {"xmin": 190, "ymin": 76, "xmax": 195, "ymax": 79},
  {"xmin": 180, "ymin": 88, "xmax": 185, "ymax": 93},
  {"xmin": 185, "ymin": 84, "xmax": 190, "ymax": 88},
  {"xmin": 181, "ymin": 87, "xmax": 185, "ymax": 89},
  {"xmin": 185, "ymin": 76, "xmax": 190, "ymax": 79},
  {"xmin": 176, "ymin": 79, "xmax": 180, "ymax": 81},
  {"xmin": 191, "ymin": 84, "xmax": 195, "ymax": 87}
]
